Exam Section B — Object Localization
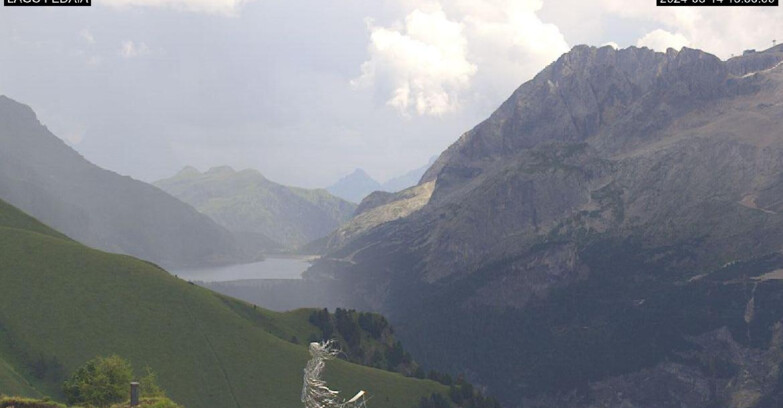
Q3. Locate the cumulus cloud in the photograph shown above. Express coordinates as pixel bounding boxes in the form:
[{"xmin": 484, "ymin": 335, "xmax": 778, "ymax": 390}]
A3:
[
  {"xmin": 636, "ymin": 29, "xmax": 689, "ymax": 52},
  {"xmin": 450, "ymin": 0, "xmax": 569, "ymax": 107},
  {"xmin": 352, "ymin": 8, "xmax": 477, "ymax": 116},
  {"xmin": 354, "ymin": 0, "xmax": 569, "ymax": 117},
  {"xmin": 593, "ymin": 0, "xmax": 782, "ymax": 58},
  {"xmin": 102, "ymin": 0, "xmax": 250, "ymax": 16},
  {"xmin": 119, "ymin": 41, "xmax": 150, "ymax": 58}
]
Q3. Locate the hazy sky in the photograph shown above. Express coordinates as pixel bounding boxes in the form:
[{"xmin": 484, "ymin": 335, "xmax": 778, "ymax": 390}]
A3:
[{"xmin": 1, "ymin": 0, "xmax": 782, "ymax": 187}]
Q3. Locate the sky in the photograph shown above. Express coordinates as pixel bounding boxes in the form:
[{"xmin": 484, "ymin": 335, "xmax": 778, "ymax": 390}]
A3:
[{"xmin": 1, "ymin": 0, "xmax": 782, "ymax": 188}]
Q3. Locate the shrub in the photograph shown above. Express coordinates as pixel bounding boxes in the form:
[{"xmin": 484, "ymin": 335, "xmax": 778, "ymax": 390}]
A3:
[
  {"xmin": 63, "ymin": 356, "xmax": 168, "ymax": 407},
  {"xmin": 63, "ymin": 355, "xmax": 133, "ymax": 407},
  {"xmin": 139, "ymin": 367, "xmax": 165, "ymax": 399}
]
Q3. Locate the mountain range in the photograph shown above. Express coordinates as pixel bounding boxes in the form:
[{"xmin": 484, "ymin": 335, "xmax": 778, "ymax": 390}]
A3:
[
  {"xmin": 326, "ymin": 158, "xmax": 436, "ymax": 204},
  {"xmin": 307, "ymin": 44, "xmax": 783, "ymax": 407},
  {"xmin": 8, "ymin": 41, "xmax": 783, "ymax": 408},
  {"xmin": 0, "ymin": 96, "xmax": 246, "ymax": 269},
  {"xmin": 154, "ymin": 166, "xmax": 355, "ymax": 252}
]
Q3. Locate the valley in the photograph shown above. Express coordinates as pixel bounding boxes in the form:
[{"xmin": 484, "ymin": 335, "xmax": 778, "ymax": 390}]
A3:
[
  {"xmin": 0, "ymin": 197, "xmax": 450, "ymax": 408},
  {"xmin": 3, "ymin": 9, "xmax": 783, "ymax": 406}
]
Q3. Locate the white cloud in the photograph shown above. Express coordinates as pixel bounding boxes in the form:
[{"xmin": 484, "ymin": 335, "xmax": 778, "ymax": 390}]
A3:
[
  {"xmin": 592, "ymin": 0, "xmax": 782, "ymax": 58},
  {"xmin": 119, "ymin": 41, "xmax": 150, "ymax": 58},
  {"xmin": 353, "ymin": 8, "xmax": 476, "ymax": 116},
  {"xmin": 355, "ymin": 0, "xmax": 569, "ymax": 117},
  {"xmin": 102, "ymin": 0, "xmax": 250, "ymax": 16},
  {"xmin": 636, "ymin": 29, "xmax": 689, "ymax": 52},
  {"xmin": 679, "ymin": 9, "xmax": 782, "ymax": 58},
  {"xmin": 450, "ymin": 0, "xmax": 569, "ymax": 106}
]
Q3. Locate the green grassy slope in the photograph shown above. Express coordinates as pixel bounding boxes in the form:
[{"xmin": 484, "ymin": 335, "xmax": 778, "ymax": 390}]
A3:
[
  {"xmin": 0, "ymin": 200, "xmax": 67, "ymax": 241},
  {"xmin": 0, "ymin": 199, "xmax": 444, "ymax": 408},
  {"xmin": 0, "ymin": 354, "xmax": 40, "ymax": 398}
]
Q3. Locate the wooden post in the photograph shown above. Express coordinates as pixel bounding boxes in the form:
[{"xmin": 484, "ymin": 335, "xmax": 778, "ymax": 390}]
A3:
[{"xmin": 130, "ymin": 382, "xmax": 140, "ymax": 406}]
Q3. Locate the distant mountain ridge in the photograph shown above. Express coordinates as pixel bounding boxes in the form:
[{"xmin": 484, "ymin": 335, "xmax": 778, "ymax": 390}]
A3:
[
  {"xmin": 327, "ymin": 158, "xmax": 437, "ymax": 204},
  {"xmin": 326, "ymin": 169, "xmax": 382, "ymax": 203},
  {"xmin": 0, "ymin": 96, "xmax": 246, "ymax": 268},
  {"xmin": 155, "ymin": 166, "xmax": 356, "ymax": 251}
]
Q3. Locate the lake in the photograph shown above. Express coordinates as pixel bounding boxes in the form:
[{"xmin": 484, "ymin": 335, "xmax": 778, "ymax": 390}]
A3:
[{"xmin": 170, "ymin": 256, "xmax": 312, "ymax": 282}]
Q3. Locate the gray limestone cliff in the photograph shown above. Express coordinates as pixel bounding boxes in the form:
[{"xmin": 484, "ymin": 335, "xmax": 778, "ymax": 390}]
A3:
[{"xmin": 307, "ymin": 45, "xmax": 783, "ymax": 408}]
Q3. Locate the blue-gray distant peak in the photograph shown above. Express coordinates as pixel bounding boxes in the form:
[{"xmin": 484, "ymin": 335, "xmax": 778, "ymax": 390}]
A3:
[{"xmin": 326, "ymin": 168, "xmax": 382, "ymax": 203}]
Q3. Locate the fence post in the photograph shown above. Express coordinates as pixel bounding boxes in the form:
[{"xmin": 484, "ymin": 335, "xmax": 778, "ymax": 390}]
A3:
[{"xmin": 130, "ymin": 382, "xmax": 140, "ymax": 406}]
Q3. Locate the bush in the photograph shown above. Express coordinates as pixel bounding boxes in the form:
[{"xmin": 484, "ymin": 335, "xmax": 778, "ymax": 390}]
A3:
[
  {"xmin": 139, "ymin": 367, "xmax": 165, "ymax": 399},
  {"xmin": 63, "ymin": 356, "xmax": 168, "ymax": 407},
  {"xmin": 62, "ymin": 355, "xmax": 133, "ymax": 407}
]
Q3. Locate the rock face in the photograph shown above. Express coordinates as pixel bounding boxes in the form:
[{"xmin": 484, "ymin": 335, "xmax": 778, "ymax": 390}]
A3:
[
  {"xmin": 327, "ymin": 181, "xmax": 434, "ymax": 250},
  {"xmin": 155, "ymin": 166, "xmax": 356, "ymax": 251},
  {"xmin": 0, "ymin": 96, "xmax": 246, "ymax": 268},
  {"xmin": 727, "ymin": 45, "xmax": 783, "ymax": 77},
  {"xmin": 308, "ymin": 45, "xmax": 783, "ymax": 407}
]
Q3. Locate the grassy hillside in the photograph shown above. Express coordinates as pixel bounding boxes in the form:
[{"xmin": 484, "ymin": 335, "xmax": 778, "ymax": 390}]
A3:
[
  {"xmin": 0, "ymin": 355, "xmax": 40, "ymax": 398},
  {"xmin": 0, "ymin": 96, "xmax": 246, "ymax": 269},
  {"xmin": 0, "ymin": 199, "xmax": 445, "ymax": 408}
]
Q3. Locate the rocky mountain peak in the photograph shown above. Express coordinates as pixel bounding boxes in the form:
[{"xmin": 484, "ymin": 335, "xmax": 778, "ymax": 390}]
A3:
[
  {"xmin": 659, "ymin": 46, "xmax": 727, "ymax": 97},
  {"xmin": 727, "ymin": 44, "xmax": 783, "ymax": 77},
  {"xmin": 310, "ymin": 43, "xmax": 783, "ymax": 407},
  {"xmin": 327, "ymin": 168, "xmax": 382, "ymax": 203},
  {"xmin": 422, "ymin": 45, "xmax": 735, "ymax": 197},
  {"xmin": 345, "ymin": 168, "xmax": 374, "ymax": 180}
]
